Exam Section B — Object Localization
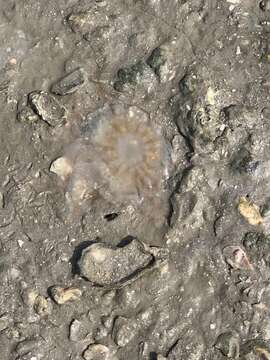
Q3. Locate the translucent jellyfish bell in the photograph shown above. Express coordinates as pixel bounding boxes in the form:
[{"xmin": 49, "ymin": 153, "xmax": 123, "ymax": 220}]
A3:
[{"xmin": 88, "ymin": 104, "xmax": 170, "ymax": 202}]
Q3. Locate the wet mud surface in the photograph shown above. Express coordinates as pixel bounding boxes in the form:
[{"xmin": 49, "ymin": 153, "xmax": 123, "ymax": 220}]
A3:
[{"xmin": 0, "ymin": 0, "xmax": 270, "ymax": 359}]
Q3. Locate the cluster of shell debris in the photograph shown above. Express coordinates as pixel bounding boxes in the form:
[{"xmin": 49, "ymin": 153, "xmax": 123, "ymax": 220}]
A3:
[{"xmin": 0, "ymin": 0, "xmax": 270, "ymax": 359}]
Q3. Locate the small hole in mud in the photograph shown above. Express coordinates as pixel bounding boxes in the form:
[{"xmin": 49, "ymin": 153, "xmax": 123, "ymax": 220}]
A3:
[
  {"xmin": 259, "ymin": 0, "xmax": 267, "ymax": 11},
  {"xmin": 117, "ymin": 235, "xmax": 135, "ymax": 247},
  {"xmin": 104, "ymin": 213, "xmax": 119, "ymax": 221},
  {"xmin": 149, "ymin": 353, "xmax": 157, "ymax": 360}
]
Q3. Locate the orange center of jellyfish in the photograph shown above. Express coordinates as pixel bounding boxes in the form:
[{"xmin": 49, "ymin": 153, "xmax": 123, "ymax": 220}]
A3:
[{"xmin": 117, "ymin": 134, "xmax": 144, "ymax": 167}]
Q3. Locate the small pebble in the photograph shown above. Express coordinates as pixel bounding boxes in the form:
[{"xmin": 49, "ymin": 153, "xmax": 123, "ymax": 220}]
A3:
[
  {"xmin": 94, "ymin": 325, "xmax": 109, "ymax": 341},
  {"xmin": 16, "ymin": 338, "xmax": 43, "ymax": 356}
]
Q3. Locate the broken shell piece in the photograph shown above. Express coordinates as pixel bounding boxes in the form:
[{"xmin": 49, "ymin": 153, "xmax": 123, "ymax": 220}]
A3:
[
  {"xmin": 0, "ymin": 314, "xmax": 9, "ymax": 332},
  {"xmin": 78, "ymin": 239, "xmax": 154, "ymax": 287},
  {"xmin": 215, "ymin": 331, "xmax": 240, "ymax": 358},
  {"xmin": 0, "ymin": 192, "xmax": 4, "ymax": 208},
  {"xmin": 21, "ymin": 289, "xmax": 39, "ymax": 306},
  {"xmin": 68, "ymin": 176, "xmax": 89, "ymax": 204},
  {"xmin": 67, "ymin": 11, "xmax": 93, "ymax": 34},
  {"xmin": 50, "ymin": 286, "xmax": 82, "ymax": 304},
  {"xmin": 238, "ymin": 197, "xmax": 263, "ymax": 225},
  {"xmin": 50, "ymin": 157, "xmax": 73, "ymax": 180},
  {"xmin": 29, "ymin": 91, "xmax": 66, "ymax": 127},
  {"xmin": 18, "ymin": 106, "xmax": 39, "ymax": 123},
  {"xmin": 223, "ymin": 246, "xmax": 254, "ymax": 270},
  {"xmin": 33, "ymin": 295, "xmax": 52, "ymax": 317},
  {"xmin": 255, "ymin": 347, "xmax": 270, "ymax": 359},
  {"xmin": 51, "ymin": 68, "xmax": 86, "ymax": 95},
  {"xmin": 241, "ymin": 339, "xmax": 270, "ymax": 358},
  {"xmin": 83, "ymin": 344, "xmax": 117, "ymax": 360},
  {"xmin": 260, "ymin": 197, "xmax": 270, "ymax": 217}
]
